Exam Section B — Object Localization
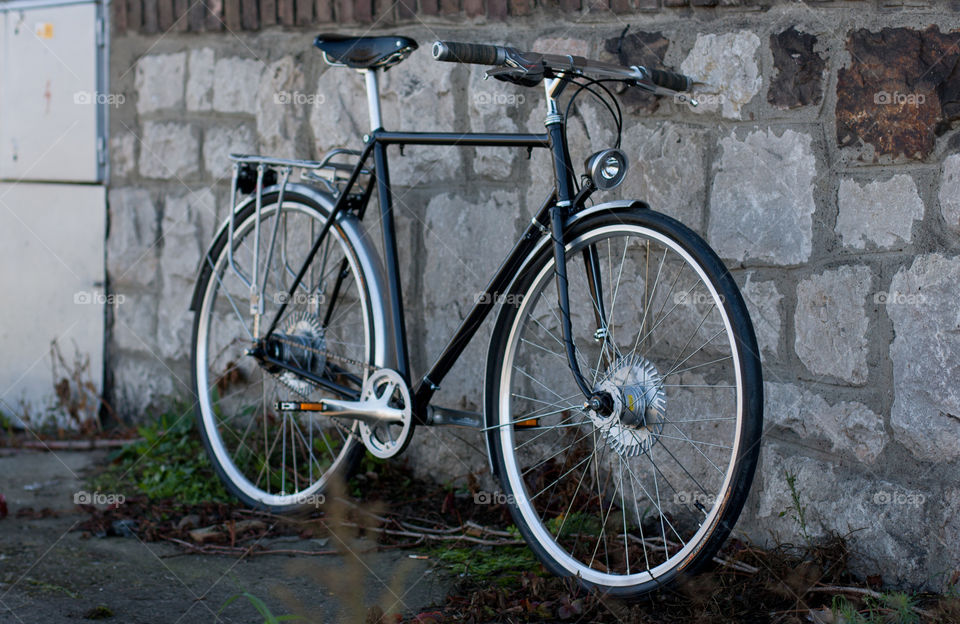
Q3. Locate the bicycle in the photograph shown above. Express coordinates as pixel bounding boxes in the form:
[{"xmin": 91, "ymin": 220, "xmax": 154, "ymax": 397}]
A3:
[{"xmin": 189, "ymin": 34, "xmax": 763, "ymax": 596}]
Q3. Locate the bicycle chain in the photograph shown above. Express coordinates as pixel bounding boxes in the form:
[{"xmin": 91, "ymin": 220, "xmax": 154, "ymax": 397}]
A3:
[{"xmin": 270, "ymin": 334, "xmax": 377, "ymax": 375}]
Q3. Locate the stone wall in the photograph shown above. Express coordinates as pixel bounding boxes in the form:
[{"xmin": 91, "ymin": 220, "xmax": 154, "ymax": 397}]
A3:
[{"xmin": 107, "ymin": 0, "xmax": 960, "ymax": 589}]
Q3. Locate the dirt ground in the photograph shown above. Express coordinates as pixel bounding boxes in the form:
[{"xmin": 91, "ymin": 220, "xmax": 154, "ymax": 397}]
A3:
[{"xmin": 0, "ymin": 449, "xmax": 452, "ymax": 623}]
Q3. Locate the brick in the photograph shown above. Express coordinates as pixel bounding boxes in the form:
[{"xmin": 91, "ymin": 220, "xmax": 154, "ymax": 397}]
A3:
[
  {"xmin": 205, "ymin": 0, "xmax": 225, "ymax": 30},
  {"xmin": 261, "ymin": 0, "xmax": 277, "ymax": 25},
  {"xmin": 157, "ymin": 0, "xmax": 174, "ymax": 30},
  {"xmin": 114, "ymin": 0, "xmax": 127, "ymax": 33},
  {"xmin": 464, "ymin": 0, "xmax": 483, "ymax": 16},
  {"xmin": 142, "ymin": 0, "xmax": 158, "ymax": 32},
  {"xmin": 173, "ymin": 0, "xmax": 189, "ymax": 30},
  {"xmin": 315, "ymin": 0, "xmax": 333, "ymax": 20},
  {"xmin": 127, "ymin": 0, "xmax": 141, "ymax": 30},
  {"xmin": 295, "ymin": 0, "xmax": 313, "ymax": 23},
  {"xmin": 487, "ymin": 0, "xmax": 507, "ymax": 18},
  {"xmin": 561, "ymin": 0, "xmax": 580, "ymax": 11},
  {"xmin": 224, "ymin": 0, "xmax": 241, "ymax": 30},
  {"xmin": 188, "ymin": 0, "xmax": 206, "ymax": 30},
  {"xmin": 510, "ymin": 0, "xmax": 533, "ymax": 14},
  {"xmin": 241, "ymin": 0, "xmax": 258, "ymax": 29},
  {"xmin": 355, "ymin": 0, "xmax": 372, "ymax": 22},
  {"xmin": 440, "ymin": 0, "xmax": 458, "ymax": 14},
  {"xmin": 279, "ymin": 0, "xmax": 295, "ymax": 24},
  {"xmin": 336, "ymin": 0, "xmax": 352, "ymax": 22},
  {"xmin": 396, "ymin": 0, "xmax": 416, "ymax": 18}
]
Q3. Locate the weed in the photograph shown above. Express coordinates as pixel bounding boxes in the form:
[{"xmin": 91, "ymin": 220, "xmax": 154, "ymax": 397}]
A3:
[
  {"xmin": 90, "ymin": 403, "xmax": 230, "ymax": 503},
  {"xmin": 780, "ymin": 469, "xmax": 813, "ymax": 548},
  {"xmin": 430, "ymin": 543, "xmax": 540, "ymax": 586},
  {"xmin": 220, "ymin": 591, "xmax": 305, "ymax": 623}
]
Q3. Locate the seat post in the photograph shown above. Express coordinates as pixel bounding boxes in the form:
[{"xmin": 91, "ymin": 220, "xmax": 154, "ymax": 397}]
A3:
[{"xmin": 363, "ymin": 69, "xmax": 383, "ymax": 131}]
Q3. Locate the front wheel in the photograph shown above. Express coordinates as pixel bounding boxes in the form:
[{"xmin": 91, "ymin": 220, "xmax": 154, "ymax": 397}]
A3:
[{"xmin": 486, "ymin": 207, "xmax": 762, "ymax": 597}]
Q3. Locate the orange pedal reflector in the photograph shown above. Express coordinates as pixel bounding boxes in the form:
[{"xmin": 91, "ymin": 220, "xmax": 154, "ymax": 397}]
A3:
[{"xmin": 276, "ymin": 401, "xmax": 325, "ymax": 412}]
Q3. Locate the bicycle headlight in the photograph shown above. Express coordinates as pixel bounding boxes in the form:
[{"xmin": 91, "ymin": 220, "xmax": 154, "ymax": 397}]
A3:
[{"xmin": 584, "ymin": 148, "xmax": 628, "ymax": 191}]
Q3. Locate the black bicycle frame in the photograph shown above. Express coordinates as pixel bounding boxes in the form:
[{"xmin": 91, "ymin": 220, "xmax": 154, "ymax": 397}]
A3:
[{"xmin": 263, "ymin": 111, "xmax": 603, "ymax": 421}]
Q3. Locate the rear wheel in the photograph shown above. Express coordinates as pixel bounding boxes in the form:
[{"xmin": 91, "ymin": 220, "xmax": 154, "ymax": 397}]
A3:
[
  {"xmin": 191, "ymin": 192, "xmax": 375, "ymax": 512},
  {"xmin": 486, "ymin": 208, "xmax": 762, "ymax": 596}
]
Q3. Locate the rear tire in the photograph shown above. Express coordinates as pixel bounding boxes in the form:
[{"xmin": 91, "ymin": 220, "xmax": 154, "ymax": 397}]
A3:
[
  {"xmin": 485, "ymin": 207, "xmax": 762, "ymax": 597},
  {"xmin": 191, "ymin": 191, "xmax": 375, "ymax": 513}
]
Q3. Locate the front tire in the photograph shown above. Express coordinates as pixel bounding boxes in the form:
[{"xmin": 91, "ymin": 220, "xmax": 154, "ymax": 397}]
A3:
[{"xmin": 486, "ymin": 207, "xmax": 762, "ymax": 596}]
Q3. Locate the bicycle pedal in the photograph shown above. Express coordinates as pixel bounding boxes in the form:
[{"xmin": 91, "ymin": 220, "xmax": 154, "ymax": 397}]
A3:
[{"xmin": 275, "ymin": 401, "xmax": 325, "ymax": 412}]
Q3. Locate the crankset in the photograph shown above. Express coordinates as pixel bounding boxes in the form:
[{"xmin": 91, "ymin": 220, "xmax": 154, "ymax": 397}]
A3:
[{"xmin": 275, "ymin": 367, "xmax": 414, "ymax": 459}]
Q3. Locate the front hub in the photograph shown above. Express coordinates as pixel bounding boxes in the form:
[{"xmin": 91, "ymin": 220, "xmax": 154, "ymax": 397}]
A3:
[{"xmin": 587, "ymin": 355, "xmax": 666, "ymax": 457}]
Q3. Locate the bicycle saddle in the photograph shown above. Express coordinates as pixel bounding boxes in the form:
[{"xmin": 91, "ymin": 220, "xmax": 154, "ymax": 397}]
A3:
[{"xmin": 313, "ymin": 34, "xmax": 418, "ymax": 69}]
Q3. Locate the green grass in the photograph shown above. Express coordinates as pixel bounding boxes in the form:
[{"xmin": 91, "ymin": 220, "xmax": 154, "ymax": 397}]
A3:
[
  {"xmin": 430, "ymin": 542, "xmax": 541, "ymax": 586},
  {"xmin": 90, "ymin": 404, "xmax": 231, "ymax": 504}
]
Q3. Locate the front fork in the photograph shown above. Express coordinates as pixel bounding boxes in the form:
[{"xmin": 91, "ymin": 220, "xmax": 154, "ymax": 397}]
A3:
[{"xmin": 543, "ymin": 89, "xmax": 614, "ymax": 415}]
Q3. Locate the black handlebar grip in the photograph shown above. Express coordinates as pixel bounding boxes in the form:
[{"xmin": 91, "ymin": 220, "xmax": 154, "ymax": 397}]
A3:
[
  {"xmin": 647, "ymin": 68, "xmax": 692, "ymax": 92},
  {"xmin": 432, "ymin": 41, "xmax": 504, "ymax": 65}
]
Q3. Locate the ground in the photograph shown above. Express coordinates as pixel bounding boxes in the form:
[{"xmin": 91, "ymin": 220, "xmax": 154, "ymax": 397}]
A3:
[{"xmin": 0, "ymin": 450, "xmax": 450, "ymax": 623}]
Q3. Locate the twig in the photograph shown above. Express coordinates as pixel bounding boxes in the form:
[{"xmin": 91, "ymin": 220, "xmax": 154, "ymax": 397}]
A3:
[
  {"xmin": 160, "ymin": 536, "xmax": 340, "ymax": 558},
  {"xmin": 339, "ymin": 521, "xmax": 524, "ymax": 546},
  {"xmin": 16, "ymin": 439, "xmax": 141, "ymax": 450}
]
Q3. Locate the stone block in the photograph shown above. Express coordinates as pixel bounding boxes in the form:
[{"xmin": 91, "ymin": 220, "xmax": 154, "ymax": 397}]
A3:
[
  {"xmin": 203, "ymin": 124, "xmax": 256, "ymax": 180},
  {"xmin": 741, "ymin": 272, "xmax": 782, "ymax": 358},
  {"xmin": 135, "ymin": 52, "xmax": 185, "ymax": 114},
  {"xmin": 939, "ymin": 153, "xmax": 960, "ymax": 234},
  {"xmin": 768, "ymin": 27, "xmax": 826, "ymax": 109},
  {"xmin": 708, "ymin": 129, "xmax": 816, "ymax": 265},
  {"xmin": 680, "ymin": 31, "xmax": 762, "ymax": 119},
  {"xmin": 794, "ymin": 265, "xmax": 871, "ymax": 384},
  {"xmin": 889, "ymin": 253, "xmax": 960, "ymax": 461},
  {"xmin": 106, "ymin": 187, "xmax": 159, "ymax": 287},
  {"xmin": 186, "ymin": 48, "xmax": 215, "ymax": 112},
  {"xmin": 257, "ymin": 56, "xmax": 307, "ymax": 160},
  {"xmin": 836, "ymin": 174, "xmax": 923, "ymax": 249},
  {"xmin": 213, "ymin": 57, "xmax": 263, "ymax": 114},
  {"xmin": 765, "ymin": 382, "xmax": 885, "ymax": 463},
  {"xmin": 139, "ymin": 122, "xmax": 200, "ymax": 180}
]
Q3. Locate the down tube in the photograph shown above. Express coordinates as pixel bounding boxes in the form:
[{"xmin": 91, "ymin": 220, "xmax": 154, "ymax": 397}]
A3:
[{"xmin": 411, "ymin": 193, "xmax": 555, "ymax": 417}]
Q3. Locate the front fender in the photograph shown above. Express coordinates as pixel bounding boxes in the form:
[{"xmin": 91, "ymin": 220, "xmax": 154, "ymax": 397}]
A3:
[{"xmin": 188, "ymin": 183, "xmax": 396, "ymax": 369}]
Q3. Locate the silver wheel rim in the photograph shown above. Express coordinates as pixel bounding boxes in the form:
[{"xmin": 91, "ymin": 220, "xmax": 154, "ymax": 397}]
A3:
[{"xmin": 195, "ymin": 202, "xmax": 369, "ymax": 507}]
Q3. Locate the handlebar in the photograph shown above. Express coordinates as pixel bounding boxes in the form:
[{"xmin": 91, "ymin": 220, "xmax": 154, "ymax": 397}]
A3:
[{"xmin": 431, "ymin": 40, "xmax": 693, "ymax": 93}]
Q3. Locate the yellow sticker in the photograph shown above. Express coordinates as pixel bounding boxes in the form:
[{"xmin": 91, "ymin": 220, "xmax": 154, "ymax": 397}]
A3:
[{"xmin": 35, "ymin": 22, "xmax": 54, "ymax": 39}]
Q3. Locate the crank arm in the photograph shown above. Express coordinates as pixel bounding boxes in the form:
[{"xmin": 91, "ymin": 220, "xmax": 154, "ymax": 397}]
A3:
[{"xmin": 275, "ymin": 399, "xmax": 405, "ymax": 424}]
